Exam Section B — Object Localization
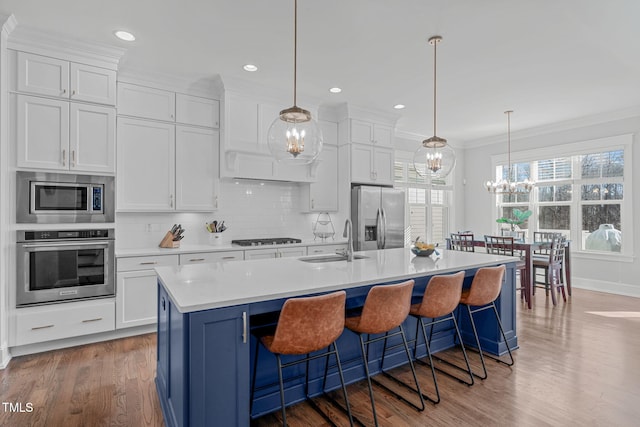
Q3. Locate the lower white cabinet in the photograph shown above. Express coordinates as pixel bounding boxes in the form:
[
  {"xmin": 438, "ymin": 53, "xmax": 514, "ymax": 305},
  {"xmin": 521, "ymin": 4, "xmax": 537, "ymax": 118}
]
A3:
[
  {"xmin": 11, "ymin": 298, "xmax": 115, "ymax": 346},
  {"xmin": 244, "ymin": 246, "xmax": 307, "ymax": 260},
  {"xmin": 116, "ymin": 255, "xmax": 179, "ymax": 328},
  {"xmin": 306, "ymin": 243, "xmax": 348, "ymax": 256}
]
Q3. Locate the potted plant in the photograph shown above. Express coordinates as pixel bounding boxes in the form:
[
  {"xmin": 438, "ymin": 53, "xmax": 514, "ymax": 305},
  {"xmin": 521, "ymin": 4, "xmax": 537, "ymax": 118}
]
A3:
[{"xmin": 496, "ymin": 209, "xmax": 532, "ymax": 232}]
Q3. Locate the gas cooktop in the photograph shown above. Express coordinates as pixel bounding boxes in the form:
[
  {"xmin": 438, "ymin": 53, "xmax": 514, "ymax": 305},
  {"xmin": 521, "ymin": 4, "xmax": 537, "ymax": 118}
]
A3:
[{"xmin": 231, "ymin": 237, "xmax": 302, "ymax": 247}]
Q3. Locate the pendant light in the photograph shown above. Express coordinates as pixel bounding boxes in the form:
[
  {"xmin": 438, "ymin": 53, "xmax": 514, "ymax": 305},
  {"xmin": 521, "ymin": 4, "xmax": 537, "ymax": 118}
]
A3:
[
  {"xmin": 267, "ymin": 0, "xmax": 322, "ymax": 164},
  {"xmin": 485, "ymin": 110, "xmax": 534, "ymax": 194},
  {"xmin": 413, "ymin": 36, "xmax": 456, "ymax": 179}
]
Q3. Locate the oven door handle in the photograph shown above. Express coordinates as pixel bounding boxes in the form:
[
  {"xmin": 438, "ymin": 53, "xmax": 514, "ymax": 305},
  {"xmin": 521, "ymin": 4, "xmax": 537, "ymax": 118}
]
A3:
[{"xmin": 21, "ymin": 241, "xmax": 112, "ymax": 248}]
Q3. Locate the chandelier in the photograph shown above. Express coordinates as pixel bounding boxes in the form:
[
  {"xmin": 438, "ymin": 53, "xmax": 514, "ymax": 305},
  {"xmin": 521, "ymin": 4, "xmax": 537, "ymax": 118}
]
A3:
[
  {"xmin": 413, "ymin": 35, "xmax": 456, "ymax": 179},
  {"xmin": 485, "ymin": 110, "xmax": 534, "ymax": 194},
  {"xmin": 267, "ymin": 0, "xmax": 322, "ymax": 164}
]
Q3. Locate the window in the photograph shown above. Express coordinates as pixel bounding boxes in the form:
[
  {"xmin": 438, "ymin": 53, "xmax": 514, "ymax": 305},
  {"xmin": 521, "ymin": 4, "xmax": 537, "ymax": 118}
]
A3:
[
  {"xmin": 395, "ymin": 153, "xmax": 453, "ymax": 246},
  {"xmin": 494, "ymin": 135, "xmax": 631, "ymax": 256}
]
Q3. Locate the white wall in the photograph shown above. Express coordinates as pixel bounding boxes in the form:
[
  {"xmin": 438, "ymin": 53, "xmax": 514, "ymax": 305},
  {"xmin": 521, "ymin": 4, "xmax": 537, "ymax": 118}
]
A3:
[{"xmin": 462, "ymin": 112, "xmax": 640, "ymax": 297}]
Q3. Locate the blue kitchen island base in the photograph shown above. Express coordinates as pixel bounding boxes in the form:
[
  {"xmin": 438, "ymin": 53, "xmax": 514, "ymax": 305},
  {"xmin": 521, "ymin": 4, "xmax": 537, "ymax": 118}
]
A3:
[{"xmin": 155, "ymin": 251, "xmax": 518, "ymax": 427}]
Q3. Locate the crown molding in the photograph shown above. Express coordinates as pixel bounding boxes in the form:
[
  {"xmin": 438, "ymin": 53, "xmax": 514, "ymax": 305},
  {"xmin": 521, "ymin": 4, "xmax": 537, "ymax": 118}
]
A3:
[
  {"xmin": 464, "ymin": 105, "xmax": 640, "ymax": 148},
  {"xmin": 118, "ymin": 67, "xmax": 223, "ymax": 99},
  {"xmin": 333, "ymin": 103, "xmax": 400, "ymax": 126},
  {"xmin": 1, "ymin": 14, "xmax": 18, "ymax": 37},
  {"xmin": 7, "ymin": 24, "xmax": 125, "ymax": 70}
]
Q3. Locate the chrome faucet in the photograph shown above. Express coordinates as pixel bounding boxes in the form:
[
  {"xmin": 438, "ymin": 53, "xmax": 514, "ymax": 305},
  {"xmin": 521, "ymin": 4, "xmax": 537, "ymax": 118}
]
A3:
[{"xmin": 342, "ymin": 218, "xmax": 354, "ymax": 262}]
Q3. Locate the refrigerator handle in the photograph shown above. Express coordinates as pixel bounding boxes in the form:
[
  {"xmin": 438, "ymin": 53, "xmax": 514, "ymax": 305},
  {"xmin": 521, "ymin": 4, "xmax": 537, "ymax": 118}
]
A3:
[
  {"xmin": 381, "ymin": 208, "xmax": 388, "ymax": 248},
  {"xmin": 376, "ymin": 208, "xmax": 383, "ymax": 249}
]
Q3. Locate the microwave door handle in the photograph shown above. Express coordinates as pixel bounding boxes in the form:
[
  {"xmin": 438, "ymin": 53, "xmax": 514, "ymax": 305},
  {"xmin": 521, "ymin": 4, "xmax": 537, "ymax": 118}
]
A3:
[{"xmin": 21, "ymin": 241, "xmax": 111, "ymax": 248}]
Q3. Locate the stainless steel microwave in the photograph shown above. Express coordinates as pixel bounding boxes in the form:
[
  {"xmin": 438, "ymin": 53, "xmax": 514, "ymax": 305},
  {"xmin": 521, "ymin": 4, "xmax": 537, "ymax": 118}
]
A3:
[{"xmin": 16, "ymin": 171, "xmax": 114, "ymax": 223}]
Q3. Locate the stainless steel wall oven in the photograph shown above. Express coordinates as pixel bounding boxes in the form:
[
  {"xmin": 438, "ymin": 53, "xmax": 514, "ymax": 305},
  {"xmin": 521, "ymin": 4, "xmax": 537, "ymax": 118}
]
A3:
[{"xmin": 16, "ymin": 229, "xmax": 115, "ymax": 306}]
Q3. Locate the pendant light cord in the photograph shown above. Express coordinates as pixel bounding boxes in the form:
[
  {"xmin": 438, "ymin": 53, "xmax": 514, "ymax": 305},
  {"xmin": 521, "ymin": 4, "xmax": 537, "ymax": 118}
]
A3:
[
  {"xmin": 293, "ymin": 0, "xmax": 298, "ymax": 107},
  {"xmin": 432, "ymin": 38, "xmax": 437, "ymax": 137},
  {"xmin": 506, "ymin": 110, "xmax": 512, "ymax": 180}
]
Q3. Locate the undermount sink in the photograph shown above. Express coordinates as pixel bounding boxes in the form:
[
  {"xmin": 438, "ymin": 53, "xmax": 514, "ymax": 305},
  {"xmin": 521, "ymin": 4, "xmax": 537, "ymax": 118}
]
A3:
[{"xmin": 299, "ymin": 254, "xmax": 369, "ymax": 263}]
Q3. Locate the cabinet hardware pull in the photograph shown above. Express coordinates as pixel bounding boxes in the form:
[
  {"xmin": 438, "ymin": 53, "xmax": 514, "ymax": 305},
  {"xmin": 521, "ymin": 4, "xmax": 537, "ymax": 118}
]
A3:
[
  {"xmin": 140, "ymin": 261, "xmax": 158, "ymax": 265},
  {"xmin": 242, "ymin": 311, "xmax": 247, "ymax": 344},
  {"xmin": 62, "ymin": 149, "xmax": 66, "ymax": 167},
  {"xmin": 62, "ymin": 89, "xmax": 66, "ymax": 94},
  {"xmin": 161, "ymin": 297, "xmax": 166, "ymax": 311},
  {"xmin": 222, "ymin": 256, "xmax": 236, "ymax": 260},
  {"xmin": 189, "ymin": 258, "xmax": 205, "ymax": 262},
  {"xmin": 170, "ymin": 194, "xmax": 174, "ymax": 208},
  {"xmin": 82, "ymin": 318, "xmax": 103, "ymax": 323},
  {"xmin": 71, "ymin": 150, "xmax": 76, "ymax": 167},
  {"xmin": 31, "ymin": 324, "xmax": 54, "ymax": 330},
  {"xmin": 72, "ymin": 89, "xmax": 76, "ymax": 96}
]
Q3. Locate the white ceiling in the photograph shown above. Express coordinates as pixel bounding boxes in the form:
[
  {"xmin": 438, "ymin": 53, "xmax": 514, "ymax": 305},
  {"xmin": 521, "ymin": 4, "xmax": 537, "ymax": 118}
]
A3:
[{"xmin": 2, "ymin": 0, "xmax": 640, "ymax": 145}]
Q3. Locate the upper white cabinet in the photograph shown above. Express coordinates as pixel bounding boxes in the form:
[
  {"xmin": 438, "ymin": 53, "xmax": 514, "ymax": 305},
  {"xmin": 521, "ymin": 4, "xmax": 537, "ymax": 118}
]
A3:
[
  {"xmin": 17, "ymin": 52, "xmax": 116, "ymax": 105},
  {"xmin": 116, "ymin": 83, "xmax": 220, "ymax": 212},
  {"xmin": 15, "ymin": 94, "xmax": 115, "ymax": 173},
  {"xmin": 301, "ymin": 120, "xmax": 339, "ymax": 212},
  {"xmin": 350, "ymin": 119, "xmax": 393, "ymax": 147},
  {"xmin": 351, "ymin": 145, "xmax": 394, "ymax": 186},
  {"xmin": 118, "ymin": 82, "xmax": 220, "ymax": 128}
]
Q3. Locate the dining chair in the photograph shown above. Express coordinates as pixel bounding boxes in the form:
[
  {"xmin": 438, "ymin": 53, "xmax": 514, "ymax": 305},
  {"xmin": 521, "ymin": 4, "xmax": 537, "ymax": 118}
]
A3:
[
  {"xmin": 450, "ymin": 233, "xmax": 475, "ymax": 252},
  {"xmin": 533, "ymin": 235, "xmax": 567, "ymax": 305},
  {"xmin": 484, "ymin": 235, "xmax": 528, "ymax": 303}
]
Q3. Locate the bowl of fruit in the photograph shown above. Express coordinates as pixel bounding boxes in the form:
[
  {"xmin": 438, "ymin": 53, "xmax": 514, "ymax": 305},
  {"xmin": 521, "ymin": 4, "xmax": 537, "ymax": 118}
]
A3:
[{"xmin": 411, "ymin": 239, "xmax": 438, "ymax": 257}]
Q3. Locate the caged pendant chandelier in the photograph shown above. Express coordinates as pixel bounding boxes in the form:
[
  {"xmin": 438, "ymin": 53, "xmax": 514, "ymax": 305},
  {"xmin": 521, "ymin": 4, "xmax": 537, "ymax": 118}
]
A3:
[
  {"xmin": 413, "ymin": 36, "xmax": 456, "ymax": 179},
  {"xmin": 267, "ymin": 0, "xmax": 322, "ymax": 164},
  {"xmin": 485, "ymin": 110, "xmax": 534, "ymax": 194}
]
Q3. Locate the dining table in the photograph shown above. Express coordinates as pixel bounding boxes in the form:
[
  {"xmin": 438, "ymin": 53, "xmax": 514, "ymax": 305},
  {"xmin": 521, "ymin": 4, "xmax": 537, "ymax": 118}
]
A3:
[{"xmin": 445, "ymin": 238, "xmax": 571, "ymax": 309}]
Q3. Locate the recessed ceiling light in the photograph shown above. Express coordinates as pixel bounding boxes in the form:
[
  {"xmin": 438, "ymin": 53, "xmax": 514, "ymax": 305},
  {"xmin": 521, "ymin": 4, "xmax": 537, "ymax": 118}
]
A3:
[
  {"xmin": 394, "ymin": 104, "xmax": 406, "ymax": 110},
  {"xmin": 243, "ymin": 64, "xmax": 258, "ymax": 72},
  {"xmin": 329, "ymin": 87, "xmax": 342, "ymax": 94},
  {"xmin": 114, "ymin": 30, "xmax": 136, "ymax": 42}
]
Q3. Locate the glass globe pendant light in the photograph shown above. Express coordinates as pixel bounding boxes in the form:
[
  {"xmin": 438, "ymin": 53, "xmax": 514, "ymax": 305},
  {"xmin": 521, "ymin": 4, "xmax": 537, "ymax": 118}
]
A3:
[
  {"xmin": 267, "ymin": 0, "xmax": 322, "ymax": 164},
  {"xmin": 413, "ymin": 36, "xmax": 456, "ymax": 179}
]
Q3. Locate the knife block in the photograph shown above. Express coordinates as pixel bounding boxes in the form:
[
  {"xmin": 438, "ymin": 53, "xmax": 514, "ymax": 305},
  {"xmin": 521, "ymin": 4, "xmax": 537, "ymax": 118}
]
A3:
[{"xmin": 159, "ymin": 231, "xmax": 180, "ymax": 248}]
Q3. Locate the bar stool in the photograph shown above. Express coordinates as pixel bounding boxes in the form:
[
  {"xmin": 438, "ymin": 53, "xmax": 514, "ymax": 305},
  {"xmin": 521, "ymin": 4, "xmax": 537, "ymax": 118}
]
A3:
[
  {"xmin": 345, "ymin": 280, "xmax": 425, "ymax": 427},
  {"xmin": 407, "ymin": 271, "xmax": 474, "ymax": 403},
  {"xmin": 459, "ymin": 265, "xmax": 515, "ymax": 380},
  {"xmin": 250, "ymin": 291, "xmax": 354, "ymax": 426}
]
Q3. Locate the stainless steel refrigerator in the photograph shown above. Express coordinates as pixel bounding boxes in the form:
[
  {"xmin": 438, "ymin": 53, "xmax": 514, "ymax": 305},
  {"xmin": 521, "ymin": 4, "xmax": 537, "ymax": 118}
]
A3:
[{"xmin": 351, "ymin": 185, "xmax": 405, "ymax": 251}]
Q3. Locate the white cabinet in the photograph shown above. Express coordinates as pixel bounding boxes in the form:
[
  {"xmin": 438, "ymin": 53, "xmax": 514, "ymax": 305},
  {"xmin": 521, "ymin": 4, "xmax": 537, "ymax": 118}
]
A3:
[
  {"xmin": 116, "ymin": 255, "xmax": 179, "ymax": 329},
  {"xmin": 17, "ymin": 51, "xmax": 116, "ymax": 105},
  {"xmin": 179, "ymin": 251, "xmax": 244, "ymax": 264},
  {"xmin": 15, "ymin": 94, "xmax": 115, "ymax": 173},
  {"xmin": 306, "ymin": 243, "xmax": 348, "ymax": 256},
  {"xmin": 175, "ymin": 126, "xmax": 219, "ymax": 211},
  {"xmin": 351, "ymin": 144, "xmax": 394, "ymax": 186},
  {"xmin": 116, "ymin": 118, "xmax": 219, "ymax": 212},
  {"xmin": 244, "ymin": 246, "xmax": 307, "ymax": 260},
  {"xmin": 117, "ymin": 117, "xmax": 175, "ymax": 211},
  {"xmin": 11, "ymin": 299, "xmax": 115, "ymax": 346},
  {"xmin": 301, "ymin": 121, "xmax": 339, "ymax": 212},
  {"xmin": 118, "ymin": 83, "xmax": 220, "ymax": 128},
  {"xmin": 350, "ymin": 119, "xmax": 393, "ymax": 148}
]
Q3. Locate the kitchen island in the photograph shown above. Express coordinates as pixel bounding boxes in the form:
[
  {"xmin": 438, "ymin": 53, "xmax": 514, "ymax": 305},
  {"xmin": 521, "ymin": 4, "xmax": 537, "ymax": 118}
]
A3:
[{"xmin": 155, "ymin": 247, "xmax": 518, "ymax": 427}]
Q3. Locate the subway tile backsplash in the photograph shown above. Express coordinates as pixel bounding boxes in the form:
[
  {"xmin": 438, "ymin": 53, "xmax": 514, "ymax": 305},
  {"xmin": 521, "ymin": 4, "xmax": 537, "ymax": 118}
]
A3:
[{"xmin": 116, "ymin": 179, "xmax": 330, "ymax": 249}]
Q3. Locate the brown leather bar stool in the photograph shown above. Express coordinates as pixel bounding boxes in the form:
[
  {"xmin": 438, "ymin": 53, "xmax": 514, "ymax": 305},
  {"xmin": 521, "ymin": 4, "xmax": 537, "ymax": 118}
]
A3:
[
  {"xmin": 459, "ymin": 265, "xmax": 515, "ymax": 380},
  {"xmin": 345, "ymin": 280, "xmax": 425, "ymax": 427},
  {"xmin": 250, "ymin": 291, "xmax": 354, "ymax": 426},
  {"xmin": 407, "ymin": 271, "xmax": 474, "ymax": 403}
]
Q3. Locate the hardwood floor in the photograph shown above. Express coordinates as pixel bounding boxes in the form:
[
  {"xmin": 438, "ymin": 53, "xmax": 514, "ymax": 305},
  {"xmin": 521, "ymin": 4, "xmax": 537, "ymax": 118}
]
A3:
[{"xmin": 1, "ymin": 288, "xmax": 639, "ymax": 426}]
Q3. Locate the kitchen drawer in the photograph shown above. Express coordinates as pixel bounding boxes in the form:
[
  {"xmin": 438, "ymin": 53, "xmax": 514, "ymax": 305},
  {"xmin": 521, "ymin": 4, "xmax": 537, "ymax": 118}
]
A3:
[
  {"xmin": 307, "ymin": 244, "xmax": 348, "ymax": 255},
  {"xmin": 12, "ymin": 298, "xmax": 115, "ymax": 346},
  {"xmin": 117, "ymin": 254, "xmax": 179, "ymax": 272},
  {"xmin": 179, "ymin": 251, "xmax": 244, "ymax": 265}
]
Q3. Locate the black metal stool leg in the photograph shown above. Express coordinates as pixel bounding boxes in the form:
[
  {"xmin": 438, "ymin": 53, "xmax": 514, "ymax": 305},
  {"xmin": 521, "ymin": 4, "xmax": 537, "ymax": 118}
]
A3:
[
  {"xmin": 465, "ymin": 304, "xmax": 488, "ymax": 380},
  {"xmin": 250, "ymin": 340, "xmax": 260, "ymax": 414},
  {"xmin": 276, "ymin": 354, "xmax": 288, "ymax": 426},
  {"xmin": 358, "ymin": 333, "xmax": 379, "ymax": 427}
]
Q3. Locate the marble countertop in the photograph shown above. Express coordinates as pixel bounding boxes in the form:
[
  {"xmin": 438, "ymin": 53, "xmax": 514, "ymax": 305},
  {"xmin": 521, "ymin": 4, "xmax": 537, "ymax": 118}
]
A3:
[
  {"xmin": 155, "ymin": 247, "xmax": 518, "ymax": 313},
  {"xmin": 116, "ymin": 238, "xmax": 348, "ymax": 257}
]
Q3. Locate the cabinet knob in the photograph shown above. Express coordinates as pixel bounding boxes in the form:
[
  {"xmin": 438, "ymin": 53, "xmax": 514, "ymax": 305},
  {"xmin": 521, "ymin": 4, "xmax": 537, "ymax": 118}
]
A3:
[
  {"xmin": 71, "ymin": 89, "xmax": 76, "ymax": 96},
  {"xmin": 62, "ymin": 89, "xmax": 66, "ymax": 95}
]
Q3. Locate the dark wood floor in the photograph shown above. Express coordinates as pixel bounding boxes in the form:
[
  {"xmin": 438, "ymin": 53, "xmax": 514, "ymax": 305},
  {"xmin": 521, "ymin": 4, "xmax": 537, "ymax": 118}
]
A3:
[{"xmin": 1, "ymin": 287, "xmax": 639, "ymax": 426}]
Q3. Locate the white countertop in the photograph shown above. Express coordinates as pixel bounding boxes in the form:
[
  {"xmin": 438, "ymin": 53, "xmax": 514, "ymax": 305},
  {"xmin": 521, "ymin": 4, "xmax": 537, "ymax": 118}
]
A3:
[
  {"xmin": 155, "ymin": 247, "xmax": 518, "ymax": 313},
  {"xmin": 116, "ymin": 238, "xmax": 348, "ymax": 257}
]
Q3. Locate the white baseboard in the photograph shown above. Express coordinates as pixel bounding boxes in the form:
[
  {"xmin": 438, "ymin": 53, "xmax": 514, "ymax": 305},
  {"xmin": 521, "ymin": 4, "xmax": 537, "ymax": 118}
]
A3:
[
  {"xmin": 5, "ymin": 324, "xmax": 156, "ymax": 360},
  {"xmin": 0, "ymin": 344, "xmax": 11, "ymax": 369},
  {"xmin": 573, "ymin": 277, "xmax": 640, "ymax": 298}
]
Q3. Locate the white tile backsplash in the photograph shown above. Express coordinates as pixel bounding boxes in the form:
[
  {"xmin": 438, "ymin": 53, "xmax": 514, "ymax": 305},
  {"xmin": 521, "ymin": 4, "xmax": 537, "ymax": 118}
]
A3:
[{"xmin": 116, "ymin": 179, "xmax": 342, "ymax": 249}]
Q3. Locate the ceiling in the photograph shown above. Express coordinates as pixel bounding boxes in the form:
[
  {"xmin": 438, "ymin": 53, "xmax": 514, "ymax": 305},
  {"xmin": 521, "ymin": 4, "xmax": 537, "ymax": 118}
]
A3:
[{"xmin": 2, "ymin": 0, "xmax": 640, "ymax": 145}]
